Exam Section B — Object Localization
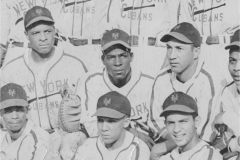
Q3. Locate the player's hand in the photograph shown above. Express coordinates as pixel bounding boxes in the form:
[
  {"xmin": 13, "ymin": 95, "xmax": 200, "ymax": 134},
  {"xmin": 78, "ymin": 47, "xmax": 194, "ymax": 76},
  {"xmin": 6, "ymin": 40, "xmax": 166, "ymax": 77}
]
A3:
[
  {"xmin": 150, "ymin": 143, "xmax": 167, "ymax": 160},
  {"xmin": 211, "ymin": 112, "xmax": 225, "ymax": 134},
  {"xmin": 129, "ymin": 128, "xmax": 155, "ymax": 149}
]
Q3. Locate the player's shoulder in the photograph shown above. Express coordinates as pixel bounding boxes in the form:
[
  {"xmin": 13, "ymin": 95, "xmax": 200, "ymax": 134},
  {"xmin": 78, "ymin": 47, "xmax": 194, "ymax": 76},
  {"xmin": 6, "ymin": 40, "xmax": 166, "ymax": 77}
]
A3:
[
  {"xmin": 221, "ymin": 81, "xmax": 235, "ymax": 96},
  {"xmin": 84, "ymin": 69, "xmax": 104, "ymax": 82},
  {"xmin": 154, "ymin": 66, "xmax": 172, "ymax": 81},
  {"xmin": 1, "ymin": 47, "xmax": 27, "ymax": 69},
  {"xmin": 31, "ymin": 124, "xmax": 49, "ymax": 142}
]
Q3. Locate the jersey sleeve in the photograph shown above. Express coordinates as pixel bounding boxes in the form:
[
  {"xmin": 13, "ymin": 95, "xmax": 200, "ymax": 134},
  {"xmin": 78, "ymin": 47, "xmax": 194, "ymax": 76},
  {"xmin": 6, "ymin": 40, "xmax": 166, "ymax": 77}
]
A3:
[
  {"xmin": 149, "ymin": 76, "xmax": 167, "ymax": 135},
  {"xmin": 135, "ymin": 139, "xmax": 150, "ymax": 160}
]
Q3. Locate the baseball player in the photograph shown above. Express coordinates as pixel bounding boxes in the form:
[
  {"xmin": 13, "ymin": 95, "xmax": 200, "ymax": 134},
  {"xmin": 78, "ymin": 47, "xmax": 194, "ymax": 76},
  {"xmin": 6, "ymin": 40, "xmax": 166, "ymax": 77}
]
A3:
[
  {"xmin": 178, "ymin": 0, "xmax": 240, "ymax": 83},
  {"xmin": 1, "ymin": 6, "xmax": 87, "ymax": 159},
  {"xmin": 150, "ymin": 22, "xmax": 221, "ymax": 159},
  {"xmin": 159, "ymin": 92, "xmax": 223, "ymax": 160},
  {"xmin": 109, "ymin": 0, "xmax": 180, "ymax": 77},
  {"xmin": 78, "ymin": 28, "xmax": 157, "ymax": 148},
  {"xmin": 74, "ymin": 91, "xmax": 150, "ymax": 160},
  {"xmin": 211, "ymin": 29, "xmax": 240, "ymax": 160},
  {"xmin": 0, "ymin": 83, "xmax": 49, "ymax": 160}
]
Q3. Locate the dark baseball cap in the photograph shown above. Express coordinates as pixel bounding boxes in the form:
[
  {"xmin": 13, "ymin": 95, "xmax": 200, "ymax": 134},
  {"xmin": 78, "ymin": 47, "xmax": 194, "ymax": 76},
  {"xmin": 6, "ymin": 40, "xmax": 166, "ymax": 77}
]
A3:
[
  {"xmin": 0, "ymin": 83, "xmax": 28, "ymax": 110},
  {"xmin": 160, "ymin": 92, "xmax": 198, "ymax": 117},
  {"xmin": 93, "ymin": 91, "xmax": 131, "ymax": 119},
  {"xmin": 225, "ymin": 29, "xmax": 240, "ymax": 50},
  {"xmin": 24, "ymin": 6, "xmax": 54, "ymax": 29},
  {"xmin": 101, "ymin": 29, "xmax": 131, "ymax": 51},
  {"xmin": 161, "ymin": 22, "xmax": 201, "ymax": 47}
]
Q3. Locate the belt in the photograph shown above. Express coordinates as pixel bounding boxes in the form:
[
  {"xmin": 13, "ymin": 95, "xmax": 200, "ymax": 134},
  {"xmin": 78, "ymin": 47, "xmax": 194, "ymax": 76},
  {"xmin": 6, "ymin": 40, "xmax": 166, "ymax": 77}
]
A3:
[
  {"xmin": 130, "ymin": 35, "xmax": 156, "ymax": 46},
  {"xmin": 205, "ymin": 35, "xmax": 232, "ymax": 45},
  {"xmin": 68, "ymin": 38, "xmax": 101, "ymax": 46}
]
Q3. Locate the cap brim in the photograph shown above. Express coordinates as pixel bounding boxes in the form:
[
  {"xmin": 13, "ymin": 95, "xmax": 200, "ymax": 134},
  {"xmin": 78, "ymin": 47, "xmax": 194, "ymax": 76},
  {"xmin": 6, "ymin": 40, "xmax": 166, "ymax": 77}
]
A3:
[
  {"xmin": 102, "ymin": 41, "xmax": 130, "ymax": 51},
  {"xmin": 160, "ymin": 105, "xmax": 196, "ymax": 117},
  {"xmin": 25, "ymin": 16, "xmax": 54, "ymax": 28},
  {"xmin": 1, "ymin": 99, "xmax": 28, "ymax": 110},
  {"xmin": 92, "ymin": 108, "xmax": 125, "ymax": 119},
  {"xmin": 225, "ymin": 41, "xmax": 240, "ymax": 49},
  {"xmin": 160, "ymin": 32, "xmax": 193, "ymax": 44}
]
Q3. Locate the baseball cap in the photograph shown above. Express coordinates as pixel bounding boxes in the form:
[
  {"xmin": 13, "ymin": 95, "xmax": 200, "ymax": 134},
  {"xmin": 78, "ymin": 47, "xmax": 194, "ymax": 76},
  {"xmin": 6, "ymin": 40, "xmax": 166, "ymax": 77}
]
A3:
[
  {"xmin": 93, "ymin": 91, "xmax": 131, "ymax": 119},
  {"xmin": 161, "ymin": 22, "xmax": 201, "ymax": 47},
  {"xmin": 101, "ymin": 29, "xmax": 131, "ymax": 51},
  {"xmin": 225, "ymin": 29, "xmax": 240, "ymax": 50},
  {"xmin": 160, "ymin": 92, "xmax": 198, "ymax": 117},
  {"xmin": 24, "ymin": 6, "xmax": 54, "ymax": 29},
  {"xmin": 0, "ymin": 83, "xmax": 28, "ymax": 110}
]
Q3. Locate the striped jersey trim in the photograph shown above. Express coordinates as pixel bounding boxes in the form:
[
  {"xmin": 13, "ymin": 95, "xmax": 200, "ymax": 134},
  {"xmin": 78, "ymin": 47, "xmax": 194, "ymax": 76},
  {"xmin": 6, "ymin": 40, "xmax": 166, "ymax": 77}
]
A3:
[
  {"xmin": 150, "ymin": 69, "xmax": 171, "ymax": 133},
  {"xmin": 30, "ymin": 130, "xmax": 38, "ymax": 160},
  {"xmin": 221, "ymin": 81, "xmax": 235, "ymax": 95},
  {"xmin": 63, "ymin": 53, "xmax": 88, "ymax": 73},
  {"xmin": 85, "ymin": 72, "xmax": 103, "ymax": 111},
  {"xmin": 200, "ymin": 68, "xmax": 215, "ymax": 138}
]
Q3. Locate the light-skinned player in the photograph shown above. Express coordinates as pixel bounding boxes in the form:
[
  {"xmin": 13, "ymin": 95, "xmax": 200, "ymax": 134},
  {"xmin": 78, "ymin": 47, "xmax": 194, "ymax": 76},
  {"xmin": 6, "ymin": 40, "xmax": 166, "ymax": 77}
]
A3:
[
  {"xmin": 159, "ymin": 92, "xmax": 222, "ymax": 160},
  {"xmin": 74, "ymin": 91, "xmax": 150, "ymax": 160}
]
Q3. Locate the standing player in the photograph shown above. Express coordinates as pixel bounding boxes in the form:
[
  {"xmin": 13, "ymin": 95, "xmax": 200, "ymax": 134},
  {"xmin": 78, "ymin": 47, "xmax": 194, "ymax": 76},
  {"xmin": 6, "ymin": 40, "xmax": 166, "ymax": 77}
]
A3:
[
  {"xmin": 1, "ymin": 6, "xmax": 87, "ymax": 159},
  {"xmin": 150, "ymin": 22, "xmax": 220, "ymax": 159},
  {"xmin": 74, "ymin": 91, "xmax": 150, "ymax": 160},
  {"xmin": 212, "ymin": 29, "xmax": 240, "ymax": 159},
  {"xmin": 78, "ymin": 28, "xmax": 156, "ymax": 148},
  {"xmin": 178, "ymin": 0, "xmax": 240, "ymax": 83},
  {"xmin": 159, "ymin": 92, "xmax": 222, "ymax": 160},
  {"xmin": 0, "ymin": 83, "xmax": 49, "ymax": 160}
]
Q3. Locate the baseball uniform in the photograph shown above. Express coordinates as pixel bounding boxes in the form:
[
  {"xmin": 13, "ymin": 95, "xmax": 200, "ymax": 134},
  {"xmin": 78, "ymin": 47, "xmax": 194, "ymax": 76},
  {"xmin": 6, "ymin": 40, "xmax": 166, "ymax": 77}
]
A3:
[
  {"xmin": 73, "ymin": 130, "xmax": 150, "ymax": 160},
  {"xmin": 159, "ymin": 140, "xmax": 223, "ymax": 160},
  {"xmin": 112, "ymin": 0, "xmax": 177, "ymax": 77},
  {"xmin": 179, "ymin": 0, "xmax": 240, "ymax": 82},
  {"xmin": 221, "ymin": 82, "xmax": 240, "ymax": 154},
  {"xmin": 0, "ymin": 120, "xmax": 49, "ymax": 160},
  {"xmin": 150, "ymin": 60, "xmax": 220, "ymax": 142},
  {"xmin": 1, "ymin": 45, "xmax": 87, "ymax": 130},
  {"xmin": 79, "ymin": 66, "xmax": 155, "ymax": 137}
]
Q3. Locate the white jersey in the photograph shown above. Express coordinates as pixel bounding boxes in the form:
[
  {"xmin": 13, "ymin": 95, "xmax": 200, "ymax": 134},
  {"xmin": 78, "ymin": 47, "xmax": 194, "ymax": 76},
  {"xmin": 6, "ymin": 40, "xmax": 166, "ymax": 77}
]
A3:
[
  {"xmin": 0, "ymin": 120, "xmax": 49, "ymax": 160},
  {"xmin": 79, "ymin": 67, "xmax": 155, "ymax": 137},
  {"xmin": 54, "ymin": 0, "xmax": 95, "ymax": 38},
  {"xmin": 74, "ymin": 131, "xmax": 150, "ymax": 160},
  {"xmin": 1, "ymin": 46, "xmax": 87, "ymax": 130},
  {"xmin": 150, "ymin": 60, "xmax": 220, "ymax": 142},
  {"xmin": 159, "ymin": 140, "xmax": 222, "ymax": 160}
]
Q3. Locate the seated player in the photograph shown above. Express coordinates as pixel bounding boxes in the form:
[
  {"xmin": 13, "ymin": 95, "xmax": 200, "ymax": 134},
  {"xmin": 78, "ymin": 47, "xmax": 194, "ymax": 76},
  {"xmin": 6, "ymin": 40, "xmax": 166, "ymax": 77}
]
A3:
[
  {"xmin": 159, "ymin": 92, "xmax": 223, "ymax": 160},
  {"xmin": 74, "ymin": 91, "xmax": 150, "ymax": 160},
  {"xmin": 0, "ymin": 83, "xmax": 49, "ymax": 160},
  {"xmin": 212, "ymin": 29, "xmax": 240, "ymax": 159}
]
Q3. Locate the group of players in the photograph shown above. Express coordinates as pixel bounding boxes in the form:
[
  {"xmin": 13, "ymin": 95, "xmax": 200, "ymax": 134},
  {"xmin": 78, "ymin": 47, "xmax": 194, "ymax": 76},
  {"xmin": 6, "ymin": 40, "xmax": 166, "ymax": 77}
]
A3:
[{"xmin": 0, "ymin": 0, "xmax": 239, "ymax": 160}]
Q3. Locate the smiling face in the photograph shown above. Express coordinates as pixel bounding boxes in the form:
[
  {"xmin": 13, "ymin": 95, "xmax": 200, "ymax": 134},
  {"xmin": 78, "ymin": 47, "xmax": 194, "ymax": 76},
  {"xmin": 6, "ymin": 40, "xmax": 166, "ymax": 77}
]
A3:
[
  {"xmin": 97, "ymin": 116, "xmax": 130, "ymax": 150},
  {"xmin": 27, "ymin": 23, "xmax": 55, "ymax": 56},
  {"xmin": 1, "ymin": 106, "xmax": 28, "ymax": 134},
  {"xmin": 165, "ymin": 113, "xmax": 200, "ymax": 152},
  {"xmin": 166, "ymin": 39, "xmax": 200, "ymax": 81},
  {"xmin": 102, "ymin": 48, "xmax": 133, "ymax": 82},
  {"xmin": 229, "ymin": 49, "xmax": 240, "ymax": 88}
]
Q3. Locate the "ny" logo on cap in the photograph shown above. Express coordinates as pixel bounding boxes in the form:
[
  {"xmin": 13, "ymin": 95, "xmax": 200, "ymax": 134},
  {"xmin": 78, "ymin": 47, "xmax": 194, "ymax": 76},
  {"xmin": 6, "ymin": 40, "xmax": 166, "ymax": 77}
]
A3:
[
  {"xmin": 35, "ymin": 9, "xmax": 43, "ymax": 15},
  {"xmin": 8, "ymin": 89, "xmax": 16, "ymax": 97},
  {"xmin": 171, "ymin": 94, "xmax": 178, "ymax": 102},
  {"xmin": 112, "ymin": 32, "xmax": 119, "ymax": 40},
  {"xmin": 103, "ymin": 98, "xmax": 111, "ymax": 106}
]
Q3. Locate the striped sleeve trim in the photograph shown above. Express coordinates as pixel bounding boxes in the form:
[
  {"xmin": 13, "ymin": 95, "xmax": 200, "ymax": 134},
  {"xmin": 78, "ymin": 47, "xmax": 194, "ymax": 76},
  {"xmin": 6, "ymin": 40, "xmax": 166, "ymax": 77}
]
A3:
[
  {"xmin": 150, "ymin": 69, "xmax": 171, "ymax": 133},
  {"xmin": 63, "ymin": 53, "xmax": 88, "ymax": 72},
  {"xmin": 131, "ymin": 142, "xmax": 140, "ymax": 160},
  {"xmin": 221, "ymin": 81, "xmax": 234, "ymax": 95},
  {"xmin": 2, "ymin": 55, "xmax": 23, "ymax": 70},
  {"xmin": 84, "ymin": 72, "xmax": 103, "ymax": 111},
  {"xmin": 199, "ymin": 69, "xmax": 215, "ymax": 139}
]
